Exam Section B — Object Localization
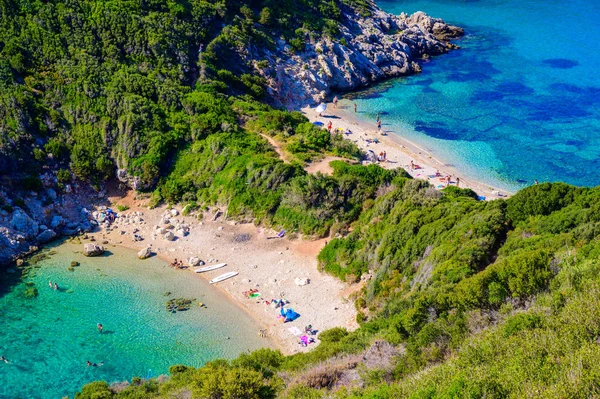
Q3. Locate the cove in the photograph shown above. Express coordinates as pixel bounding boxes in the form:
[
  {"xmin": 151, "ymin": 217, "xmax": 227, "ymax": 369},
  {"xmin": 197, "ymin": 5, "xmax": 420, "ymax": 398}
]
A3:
[
  {"xmin": 0, "ymin": 241, "xmax": 268, "ymax": 399},
  {"xmin": 349, "ymin": 0, "xmax": 600, "ymax": 192}
]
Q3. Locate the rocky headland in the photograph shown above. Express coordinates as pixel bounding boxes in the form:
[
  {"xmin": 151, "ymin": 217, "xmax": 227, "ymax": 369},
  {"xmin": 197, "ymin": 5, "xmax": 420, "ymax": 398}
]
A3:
[{"xmin": 258, "ymin": 10, "xmax": 463, "ymax": 107}]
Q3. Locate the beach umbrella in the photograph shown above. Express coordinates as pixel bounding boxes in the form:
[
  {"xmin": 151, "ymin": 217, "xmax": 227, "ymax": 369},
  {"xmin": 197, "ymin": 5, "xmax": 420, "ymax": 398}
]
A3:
[
  {"xmin": 312, "ymin": 121, "xmax": 324, "ymax": 126},
  {"xmin": 315, "ymin": 103, "xmax": 326, "ymax": 114}
]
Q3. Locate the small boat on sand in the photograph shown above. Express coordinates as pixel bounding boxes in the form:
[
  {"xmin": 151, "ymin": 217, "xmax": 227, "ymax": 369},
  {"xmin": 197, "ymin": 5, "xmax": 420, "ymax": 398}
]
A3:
[
  {"xmin": 195, "ymin": 263, "xmax": 227, "ymax": 273},
  {"xmin": 210, "ymin": 271, "xmax": 238, "ymax": 284}
]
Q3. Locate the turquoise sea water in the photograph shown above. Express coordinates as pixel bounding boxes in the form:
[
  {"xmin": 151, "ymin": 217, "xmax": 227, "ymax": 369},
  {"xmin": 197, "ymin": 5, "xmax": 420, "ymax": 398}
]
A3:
[
  {"xmin": 349, "ymin": 0, "xmax": 600, "ymax": 191},
  {"xmin": 0, "ymin": 242, "xmax": 267, "ymax": 399}
]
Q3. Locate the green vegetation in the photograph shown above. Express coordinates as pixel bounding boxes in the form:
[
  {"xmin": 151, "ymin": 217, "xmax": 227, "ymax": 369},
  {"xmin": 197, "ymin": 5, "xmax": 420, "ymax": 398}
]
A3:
[
  {"xmin": 76, "ymin": 182, "xmax": 600, "ymax": 398},
  {"xmin": 0, "ymin": 0, "xmax": 358, "ymax": 191},
  {"xmin": 4, "ymin": 0, "xmax": 599, "ymax": 397}
]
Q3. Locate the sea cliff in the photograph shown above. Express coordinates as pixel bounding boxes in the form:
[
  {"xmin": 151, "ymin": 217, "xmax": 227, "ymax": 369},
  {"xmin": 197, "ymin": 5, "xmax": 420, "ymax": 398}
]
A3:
[{"xmin": 260, "ymin": 11, "xmax": 463, "ymax": 107}]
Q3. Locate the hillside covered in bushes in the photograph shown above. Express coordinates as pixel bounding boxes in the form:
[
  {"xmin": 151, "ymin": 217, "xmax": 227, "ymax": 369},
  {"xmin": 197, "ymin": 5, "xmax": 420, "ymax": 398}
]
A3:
[
  {"xmin": 4, "ymin": 0, "xmax": 600, "ymax": 398},
  {"xmin": 75, "ymin": 182, "xmax": 600, "ymax": 398}
]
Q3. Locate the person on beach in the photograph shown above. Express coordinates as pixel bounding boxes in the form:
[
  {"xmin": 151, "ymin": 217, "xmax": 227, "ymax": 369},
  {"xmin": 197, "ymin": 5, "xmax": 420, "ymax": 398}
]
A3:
[
  {"xmin": 354, "ymin": 103, "xmax": 357, "ymax": 113},
  {"xmin": 327, "ymin": 121, "xmax": 332, "ymax": 131},
  {"xmin": 383, "ymin": 151, "xmax": 387, "ymax": 161},
  {"xmin": 1, "ymin": 356, "xmax": 9, "ymax": 364},
  {"xmin": 456, "ymin": 177, "xmax": 460, "ymax": 187},
  {"xmin": 170, "ymin": 258, "xmax": 178, "ymax": 267},
  {"xmin": 376, "ymin": 112, "xmax": 381, "ymax": 122},
  {"xmin": 333, "ymin": 96, "xmax": 338, "ymax": 108},
  {"xmin": 534, "ymin": 179, "xmax": 539, "ymax": 185},
  {"xmin": 377, "ymin": 120, "xmax": 381, "ymax": 131},
  {"xmin": 410, "ymin": 160, "xmax": 415, "ymax": 171},
  {"xmin": 435, "ymin": 169, "xmax": 441, "ymax": 177},
  {"xmin": 97, "ymin": 323, "xmax": 103, "ymax": 333}
]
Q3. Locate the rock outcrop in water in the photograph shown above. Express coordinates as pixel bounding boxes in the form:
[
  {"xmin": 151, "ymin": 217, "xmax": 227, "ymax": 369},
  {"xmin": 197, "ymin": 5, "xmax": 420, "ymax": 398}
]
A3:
[
  {"xmin": 0, "ymin": 176, "xmax": 98, "ymax": 266},
  {"xmin": 256, "ymin": 11, "xmax": 463, "ymax": 107},
  {"xmin": 83, "ymin": 243, "xmax": 105, "ymax": 257}
]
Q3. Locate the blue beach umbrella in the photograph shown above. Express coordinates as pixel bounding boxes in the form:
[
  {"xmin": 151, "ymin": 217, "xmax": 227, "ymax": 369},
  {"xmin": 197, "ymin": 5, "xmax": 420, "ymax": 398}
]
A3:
[{"xmin": 312, "ymin": 121, "xmax": 324, "ymax": 126}]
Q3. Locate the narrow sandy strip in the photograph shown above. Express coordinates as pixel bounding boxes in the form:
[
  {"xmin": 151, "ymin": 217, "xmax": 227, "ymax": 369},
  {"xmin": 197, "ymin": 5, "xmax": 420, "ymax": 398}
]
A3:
[
  {"xmin": 95, "ymin": 191, "xmax": 358, "ymax": 355},
  {"xmin": 302, "ymin": 102, "xmax": 514, "ymax": 199}
]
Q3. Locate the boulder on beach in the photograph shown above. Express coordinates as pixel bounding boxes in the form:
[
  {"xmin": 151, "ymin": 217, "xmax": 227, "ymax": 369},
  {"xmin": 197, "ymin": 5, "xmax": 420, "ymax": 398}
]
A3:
[
  {"xmin": 188, "ymin": 257, "xmax": 204, "ymax": 266},
  {"xmin": 83, "ymin": 243, "xmax": 105, "ymax": 257},
  {"xmin": 164, "ymin": 231, "xmax": 175, "ymax": 241},
  {"xmin": 137, "ymin": 247, "xmax": 152, "ymax": 259},
  {"xmin": 36, "ymin": 229, "xmax": 57, "ymax": 244},
  {"xmin": 170, "ymin": 209, "xmax": 179, "ymax": 216}
]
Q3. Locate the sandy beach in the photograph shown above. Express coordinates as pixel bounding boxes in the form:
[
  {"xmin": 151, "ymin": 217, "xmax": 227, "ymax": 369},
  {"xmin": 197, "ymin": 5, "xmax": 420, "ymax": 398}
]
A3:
[
  {"xmin": 302, "ymin": 101, "xmax": 514, "ymax": 199},
  {"xmin": 80, "ymin": 102, "xmax": 513, "ymax": 356},
  {"xmin": 88, "ymin": 190, "xmax": 358, "ymax": 355}
]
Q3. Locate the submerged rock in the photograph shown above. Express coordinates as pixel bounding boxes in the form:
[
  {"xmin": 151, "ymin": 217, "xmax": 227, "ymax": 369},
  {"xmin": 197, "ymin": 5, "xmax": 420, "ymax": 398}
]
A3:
[{"xmin": 83, "ymin": 243, "xmax": 105, "ymax": 257}]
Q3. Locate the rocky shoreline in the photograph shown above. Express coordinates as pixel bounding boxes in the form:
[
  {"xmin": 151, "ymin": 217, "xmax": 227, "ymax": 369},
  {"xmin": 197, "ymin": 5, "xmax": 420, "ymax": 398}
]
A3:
[
  {"xmin": 259, "ymin": 10, "xmax": 463, "ymax": 107},
  {"xmin": 0, "ymin": 176, "xmax": 102, "ymax": 268}
]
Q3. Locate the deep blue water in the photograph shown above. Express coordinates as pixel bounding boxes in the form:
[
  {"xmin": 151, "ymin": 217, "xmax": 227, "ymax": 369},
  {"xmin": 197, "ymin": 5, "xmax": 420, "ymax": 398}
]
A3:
[{"xmin": 352, "ymin": 0, "xmax": 600, "ymax": 191}]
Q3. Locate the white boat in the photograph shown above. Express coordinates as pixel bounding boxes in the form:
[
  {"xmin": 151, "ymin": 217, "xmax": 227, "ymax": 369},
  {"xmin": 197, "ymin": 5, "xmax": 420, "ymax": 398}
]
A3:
[
  {"xmin": 210, "ymin": 271, "xmax": 238, "ymax": 284},
  {"xmin": 194, "ymin": 263, "xmax": 227, "ymax": 273}
]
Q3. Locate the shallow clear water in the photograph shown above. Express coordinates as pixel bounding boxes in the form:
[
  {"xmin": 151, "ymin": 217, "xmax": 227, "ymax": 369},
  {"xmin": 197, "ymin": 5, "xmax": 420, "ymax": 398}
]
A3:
[
  {"xmin": 0, "ymin": 242, "xmax": 267, "ymax": 399},
  {"xmin": 348, "ymin": 0, "xmax": 600, "ymax": 191}
]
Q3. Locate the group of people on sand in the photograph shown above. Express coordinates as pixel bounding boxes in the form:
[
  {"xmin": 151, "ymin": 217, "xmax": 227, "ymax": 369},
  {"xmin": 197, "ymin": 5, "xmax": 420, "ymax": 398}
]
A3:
[
  {"xmin": 433, "ymin": 170, "xmax": 460, "ymax": 187},
  {"xmin": 243, "ymin": 288, "xmax": 260, "ymax": 298},
  {"xmin": 324, "ymin": 99, "xmax": 474, "ymax": 191},
  {"xmin": 48, "ymin": 280, "xmax": 59, "ymax": 290},
  {"xmin": 169, "ymin": 258, "xmax": 185, "ymax": 269}
]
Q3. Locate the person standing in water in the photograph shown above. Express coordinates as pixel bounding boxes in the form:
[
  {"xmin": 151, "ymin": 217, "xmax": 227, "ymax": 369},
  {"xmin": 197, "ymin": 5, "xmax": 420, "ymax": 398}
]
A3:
[
  {"xmin": 354, "ymin": 103, "xmax": 357, "ymax": 113},
  {"xmin": 97, "ymin": 323, "xmax": 103, "ymax": 333},
  {"xmin": 53, "ymin": 282, "xmax": 58, "ymax": 290},
  {"xmin": 48, "ymin": 280, "xmax": 53, "ymax": 289}
]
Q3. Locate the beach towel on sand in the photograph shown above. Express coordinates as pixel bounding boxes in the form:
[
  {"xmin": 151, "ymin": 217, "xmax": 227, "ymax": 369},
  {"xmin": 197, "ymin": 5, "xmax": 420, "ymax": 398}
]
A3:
[{"xmin": 288, "ymin": 326, "xmax": 303, "ymax": 336}]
